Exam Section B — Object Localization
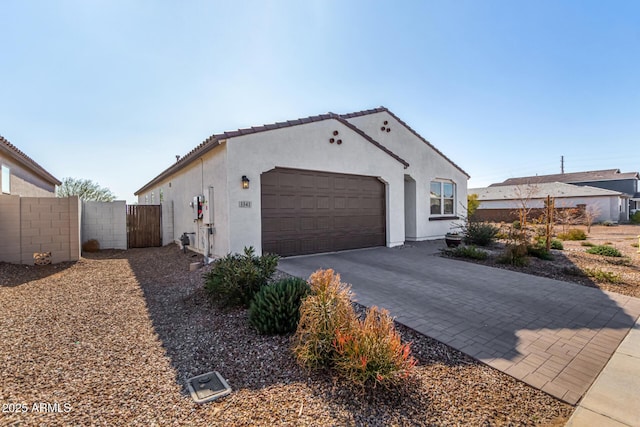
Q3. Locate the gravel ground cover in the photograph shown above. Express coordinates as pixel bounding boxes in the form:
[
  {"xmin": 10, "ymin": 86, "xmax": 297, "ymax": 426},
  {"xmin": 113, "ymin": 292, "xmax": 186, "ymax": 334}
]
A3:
[
  {"xmin": 1, "ymin": 245, "xmax": 571, "ymax": 426},
  {"xmin": 444, "ymin": 224, "xmax": 640, "ymax": 298}
]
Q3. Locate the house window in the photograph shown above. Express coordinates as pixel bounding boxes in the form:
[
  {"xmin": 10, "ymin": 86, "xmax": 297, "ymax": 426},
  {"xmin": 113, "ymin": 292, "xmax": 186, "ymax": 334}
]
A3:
[
  {"xmin": 145, "ymin": 195, "xmax": 149, "ymax": 204},
  {"xmin": 1, "ymin": 165, "xmax": 10, "ymax": 194},
  {"xmin": 159, "ymin": 188, "xmax": 164, "ymax": 203},
  {"xmin": 430, "ymin": 181, "xmax": 455, "ymax": 216}
]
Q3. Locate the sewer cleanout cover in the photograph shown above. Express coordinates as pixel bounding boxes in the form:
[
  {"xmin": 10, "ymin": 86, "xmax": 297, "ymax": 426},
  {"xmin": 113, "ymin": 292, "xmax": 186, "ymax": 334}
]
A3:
[{"xmin": 186, "ymin": 371, "xmax": 232, "ymax": 404}]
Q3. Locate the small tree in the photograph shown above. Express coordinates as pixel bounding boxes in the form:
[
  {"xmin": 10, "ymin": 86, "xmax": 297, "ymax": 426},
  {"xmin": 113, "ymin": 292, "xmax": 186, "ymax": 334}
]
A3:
[
  {"xmin": 582, "ymin": 204, "xmax": 601, "ymax": 233},
  {"xmin": 467, "ymin": 193, "xmax": 480, "ymax": 220},
  {"xmin": 554, "ymin": 202, "xmax": 581, "ymax": 234},
  {"xmin": 56, "ymin": 177, "xmax": 116, "ymax": 201}
]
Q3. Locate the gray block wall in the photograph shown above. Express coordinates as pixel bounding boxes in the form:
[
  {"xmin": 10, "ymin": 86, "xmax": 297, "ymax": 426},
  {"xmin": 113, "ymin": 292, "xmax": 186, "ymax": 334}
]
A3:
[{"xmin": 81, "ymin": 201, "xmax": 127, "ymax": 250}]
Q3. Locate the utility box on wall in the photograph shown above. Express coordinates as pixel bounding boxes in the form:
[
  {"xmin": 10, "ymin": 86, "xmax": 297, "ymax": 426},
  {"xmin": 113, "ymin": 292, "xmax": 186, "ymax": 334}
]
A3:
[
  {"xmin": 204, "ymin": 187, "xmax": 214, "ymax": 225},
  {"xmin": 192, "ymin": 195, "xmax": 203, "ymax": 221}
]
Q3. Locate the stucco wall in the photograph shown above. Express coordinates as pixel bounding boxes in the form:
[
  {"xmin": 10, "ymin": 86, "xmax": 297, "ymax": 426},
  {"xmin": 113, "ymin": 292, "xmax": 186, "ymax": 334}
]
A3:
[
  {"xmin": 81, "ymin": 201, "xmax": 127, "ymax": 250},
  {"xmin": 345, "ymin": 111, "xmax": 469, "ymax": 240},
  {"xmin": 225, "ymin": 119, "xmax": 408, "ymax": 254},
  {"xmin": 0, "ymin": 194, "xmax": 80, "ymax": 265},
  {"xmin": 0, "ymin": 153, "xmax": 56, "ymax": 197},
  {"xmin": 137, "ymin": 144, "xmax": 229, "ymax": 257}
]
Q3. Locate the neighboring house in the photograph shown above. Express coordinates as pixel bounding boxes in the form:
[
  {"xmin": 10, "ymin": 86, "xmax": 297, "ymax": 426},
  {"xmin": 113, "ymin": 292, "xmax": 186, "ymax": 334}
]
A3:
[
  {"xmin": 0, "ymin": 135, "xmax": 61, "ymax": 196},
  {"xmin": 135, "ymin": 107, "xmax": 469, "ymax": 257},
  {"xmin": 470, "ymin": 182, "xmax": 629, "ymax": 223},
  {"xmin": 490, "ymin": 169, "xmax": 640, "ymax": 216}
]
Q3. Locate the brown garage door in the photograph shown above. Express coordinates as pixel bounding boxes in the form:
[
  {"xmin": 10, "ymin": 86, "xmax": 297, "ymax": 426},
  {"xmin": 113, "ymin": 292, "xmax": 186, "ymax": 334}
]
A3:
[{"xmin": 261, "ymin": 168, "xmax": 386, "ymax": 256}]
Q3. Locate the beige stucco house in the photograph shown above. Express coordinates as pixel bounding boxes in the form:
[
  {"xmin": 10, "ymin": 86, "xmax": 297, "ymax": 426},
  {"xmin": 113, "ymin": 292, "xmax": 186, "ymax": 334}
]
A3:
[
  {"xmin": 0, "ymin": 135, "xmax": 61, "ymax": 196},
  {"xmin": 135, "ymin": 107, "xmax": 469, "ymax": 258}
]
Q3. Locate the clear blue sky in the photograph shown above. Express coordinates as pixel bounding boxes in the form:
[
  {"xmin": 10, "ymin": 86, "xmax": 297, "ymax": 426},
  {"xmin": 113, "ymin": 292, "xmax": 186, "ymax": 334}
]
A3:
[{"xmin": 2, "ymin": 1, "xmax": 638, "ymax": 203}]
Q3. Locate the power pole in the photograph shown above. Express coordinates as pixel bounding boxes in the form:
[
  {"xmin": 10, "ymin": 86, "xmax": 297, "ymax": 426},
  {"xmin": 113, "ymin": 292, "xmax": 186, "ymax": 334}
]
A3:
[{"xmin": 561, "ymin": 155, "xmax": 564, "ymax": 174}]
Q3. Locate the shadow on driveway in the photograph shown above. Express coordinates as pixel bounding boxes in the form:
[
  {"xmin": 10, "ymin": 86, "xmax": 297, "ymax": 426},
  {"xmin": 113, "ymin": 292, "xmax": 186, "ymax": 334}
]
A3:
[{"xmin": 278, "ymin": 240, "xmax": 640, "ymax": 404}]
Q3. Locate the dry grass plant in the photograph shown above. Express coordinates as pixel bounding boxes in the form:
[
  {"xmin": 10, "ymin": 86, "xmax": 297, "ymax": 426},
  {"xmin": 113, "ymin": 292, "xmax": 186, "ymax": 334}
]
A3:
[
  {"xmin": 293, "ymin": 269, "xmax": 357, "ymax": 369},
  {"xmin": 333, "ymin": 306, "xmax": 417, "ymax": 388}
]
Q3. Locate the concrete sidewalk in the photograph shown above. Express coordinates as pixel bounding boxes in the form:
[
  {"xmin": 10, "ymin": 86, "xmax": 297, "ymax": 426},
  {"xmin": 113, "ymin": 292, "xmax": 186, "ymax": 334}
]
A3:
[
  {"xmin": 278, "ymin": 241, "xmax": 640, "ymax": 405},
  {"xmin": 566, "ymin": 319, "xmax": 640, "ymax": 426}
]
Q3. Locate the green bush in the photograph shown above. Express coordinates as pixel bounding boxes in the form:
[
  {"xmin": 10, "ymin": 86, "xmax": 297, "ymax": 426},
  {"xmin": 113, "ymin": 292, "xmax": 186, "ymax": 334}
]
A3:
[
  {"xmin": 586, "ymin": 245, "xmax": 622, "ymax": 257},
  {"xmin": 581, "ymin": 241, "xmax": 595, "ymax": 247},
  {"xmin": 557, "ymin": 229, "xmax": 587, "ymax": 241},
  {"xmin": 333, "ymin": 306, "xmax": 416, "ymax": 388},
  {"xmin": 203, "ymin": 246, "xmax": 279, "ymax": 307},
  {"xmin": 293, "ymin": 269, "xmax": 357, "ymax": 369},
  {"xmin": 249, "ymin": 277, "xmax": 311, "ymax": 335},
  {"xmin": 631, "ymin": 211, "xmax": 640, "ymax": 224},
  {"xmin": 536, "ymin": 237, "xmax": 564, "ymax": 250},
  {"xmin": 448, "ymin": 245, "xmax": 488, "ymax": 260},
  {"xmin": 464, "ymin": 222, "xmax": 499, "ymax": 246},
  {"xmin": 497, "ymin": 244, "xmax": 529, "ymax": 266},
  {"xmin": 583, "ymin": 268, "xmax": 622, "ymax": 284},
  {"xmin": 527, "ymin": 245, "xmax": 553, "ymax": 260}
]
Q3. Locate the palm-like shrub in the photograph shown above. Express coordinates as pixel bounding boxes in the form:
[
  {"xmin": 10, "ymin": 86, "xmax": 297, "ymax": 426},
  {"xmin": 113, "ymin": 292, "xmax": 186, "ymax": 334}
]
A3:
[{"xmin": 249, "ymin": 277, "xmax": 310, "ymax": 335}]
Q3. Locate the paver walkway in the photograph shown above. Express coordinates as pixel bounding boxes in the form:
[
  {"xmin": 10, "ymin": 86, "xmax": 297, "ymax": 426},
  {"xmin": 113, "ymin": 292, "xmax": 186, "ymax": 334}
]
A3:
[{"xmin": 278, "ymin": 241, "xmax": 640, "ymax": 405}]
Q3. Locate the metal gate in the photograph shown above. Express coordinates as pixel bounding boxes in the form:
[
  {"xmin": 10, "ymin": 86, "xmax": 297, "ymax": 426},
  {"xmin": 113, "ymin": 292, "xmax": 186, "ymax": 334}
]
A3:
[{"xmin": 126, "ymin": 205, "xmax": 162, "ymax": 248}]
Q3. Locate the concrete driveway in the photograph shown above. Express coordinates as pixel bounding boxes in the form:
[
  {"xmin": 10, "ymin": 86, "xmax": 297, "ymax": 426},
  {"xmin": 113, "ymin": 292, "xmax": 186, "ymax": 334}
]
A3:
[{"xmin": 278, "ymin": 240, "xmax": 640, "ymax": 405}]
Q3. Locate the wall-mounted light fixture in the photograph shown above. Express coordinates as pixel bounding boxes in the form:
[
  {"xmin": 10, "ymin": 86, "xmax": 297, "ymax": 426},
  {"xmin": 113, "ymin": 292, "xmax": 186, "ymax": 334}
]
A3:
[{"xmin": 241, "ymin": 175, "xmax": 250, "ymax": 189}]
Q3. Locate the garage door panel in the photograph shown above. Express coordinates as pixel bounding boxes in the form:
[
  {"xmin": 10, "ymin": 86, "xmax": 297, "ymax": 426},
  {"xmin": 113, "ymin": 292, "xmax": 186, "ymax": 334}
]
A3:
[
  {"xmin": 261, "ymin": 168, "xmax": 386, "ymax": 256},
  {"xmin": 316, "ymin": 196, "xmax": 330, "ymax": 209},
  {"xmin": 300, "ymin": 196, "xmax": 315, "ymax": 209}
]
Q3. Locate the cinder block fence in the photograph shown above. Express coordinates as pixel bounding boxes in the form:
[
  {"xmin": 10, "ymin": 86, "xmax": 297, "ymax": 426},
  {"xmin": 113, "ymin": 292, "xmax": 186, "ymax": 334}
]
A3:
[{"xmin": 0, "ymin": 194, "xmax": 80, "ymax": 265}]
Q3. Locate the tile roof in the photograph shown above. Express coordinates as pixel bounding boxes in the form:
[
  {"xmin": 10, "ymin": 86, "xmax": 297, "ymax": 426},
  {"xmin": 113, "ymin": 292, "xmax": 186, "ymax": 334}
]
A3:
[
  {"xmin": 491, "ymin": 169, "xmax": 640, "ymax": 186},
  {"xmin": 137, "ymin": 107, "xmax": 461, "ymax": 195},
  {"xmin": 0, "ymin": 135, "xmax": 61, "ymax": 186},
  {"xmin": 470, "ymin": 182, "xmax": 626, "ymax": 201}
]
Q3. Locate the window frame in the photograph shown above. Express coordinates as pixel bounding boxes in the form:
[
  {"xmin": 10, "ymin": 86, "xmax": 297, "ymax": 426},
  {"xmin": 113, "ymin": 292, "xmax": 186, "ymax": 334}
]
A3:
[{"xmin": 429, "ymin": 180, "xmax": 456, "ymax": 218}]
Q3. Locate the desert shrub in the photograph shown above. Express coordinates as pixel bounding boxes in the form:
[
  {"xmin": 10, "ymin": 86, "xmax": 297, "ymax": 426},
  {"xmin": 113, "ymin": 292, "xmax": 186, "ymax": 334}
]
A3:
[
  {"xmin": 495, "ymin": 231, "xmax": 509, "ymax": 240},
  {"xmin": 448, "ymin": 245, "xmax": 488, "ymax": 260},
  {"xmin": 293, "ymin": 269, "xmax": 357, "ymax": 369},
  {"xmin": 536, "ymin": 237, "xmax": 564, "ymax": 250},
  {"xmin": 605, "ymin": 256, "xmax": 633, "ymax": 266},
  {"xmin": 557, "ymin": 229, "xmax": 587, "ymax": 241},
  {"xmin": 497, "ymin": 243, "xmax": 529, "ymax": 266},
  {"xmin": 527, "ymin": 245, "xmax": 553, "ymax": 260},
  {"xmin": 333, "ymin": 306, "xmax": 416, "ymax": 388},
  {"xmin": 82, "ymin": 239, "xmax": 100, "ymax": 252},
  {"xmin": 562, "ymin": 266, "xmax": 586, "ymax": 277},
  {"xmin": 464, "ymin": 222, "xmax": 499, "ymax": 246},
  {"xmin": 249, "ymin": 277, "xmax": 311, "ymax": 335},
  {"xmin": 601, "ymin": 220, "xmax": 615, "ymax": 226},
  {"xmin": 631, "ymin": 211, "xmax": 640, "ymax": 224},
  {"xmin": 581, "ymin": 241, "xmax": 595, "ymax": 247},
  {"xmin": 203, "ymin": 246, "xmax": 279, "ymax": 307},
  {"xmin": 583, "ymin": 268, "xmax": 622, "ymax": 284},
  {"xmin": 512, "ymin": 220, "xmax": 521, "ymax": 230},
  {"xmin": 631, "ymin": 242, "xmax": 639, "ymax": 248},
  {"xmin": 586, "ymin": 245, "xmax": 622, "ymax": 257}
]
